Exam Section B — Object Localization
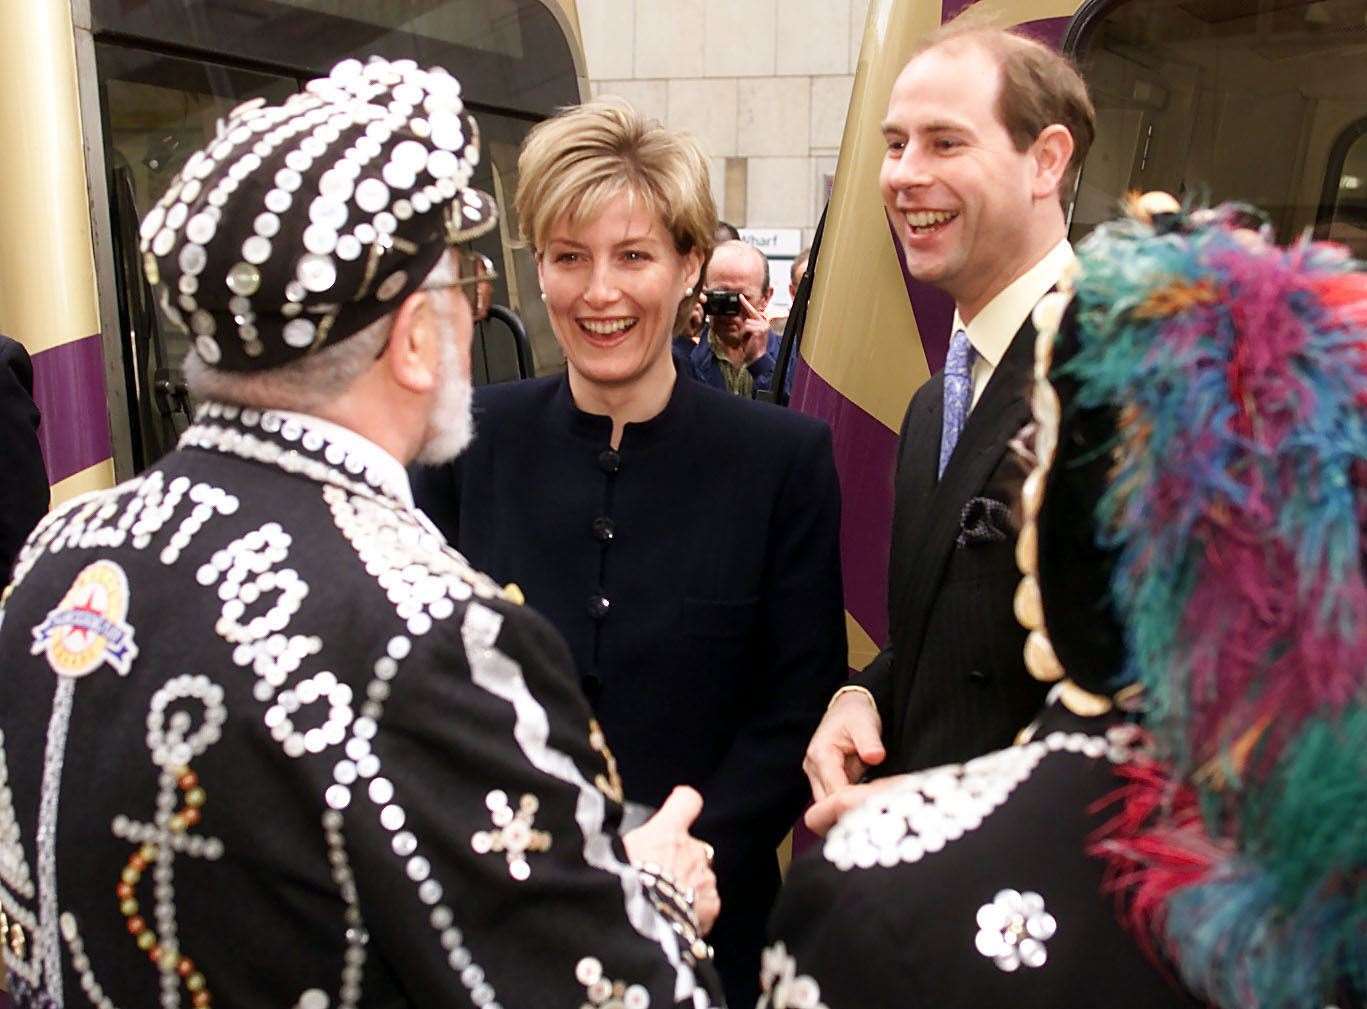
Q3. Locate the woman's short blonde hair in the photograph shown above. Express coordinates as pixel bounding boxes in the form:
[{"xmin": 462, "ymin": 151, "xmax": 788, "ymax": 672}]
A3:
[{"xmin": 515, "ymin": 98, "xmax": 717, "ymax": 261}]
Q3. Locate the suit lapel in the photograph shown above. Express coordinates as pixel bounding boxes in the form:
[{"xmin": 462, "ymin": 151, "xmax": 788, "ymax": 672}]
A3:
[
  {"xmin": 890, "ymin": 315, "xmax": 1036, "ymax": 671},
  {"xmin": 901, "ymin": 378, "xmax": 942, "ymax": 518}
]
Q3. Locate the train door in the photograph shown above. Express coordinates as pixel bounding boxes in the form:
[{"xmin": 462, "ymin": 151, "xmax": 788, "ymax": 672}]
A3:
[
  {"xmin": 1320, "ymin": 117, "xmax": 1367, "ymax": 257},
  {"xmin": 98, "ymin": 50, "xmax": 299, "ymax": 469},
  {"xmin": 84, "ymin": 0, "xmax": 585, "ymax": 477}
]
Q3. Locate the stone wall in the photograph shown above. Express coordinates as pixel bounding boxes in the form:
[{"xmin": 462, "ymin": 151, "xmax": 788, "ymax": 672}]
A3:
[{"xmin": 577, "ymin": 0, "xmax": 871, "ymax": 246}]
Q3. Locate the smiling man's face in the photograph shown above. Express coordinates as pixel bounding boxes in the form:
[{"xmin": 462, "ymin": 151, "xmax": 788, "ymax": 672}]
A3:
[{"xmin": 879, "ymin": 41, "xmax": 1045, "ymax": 318}]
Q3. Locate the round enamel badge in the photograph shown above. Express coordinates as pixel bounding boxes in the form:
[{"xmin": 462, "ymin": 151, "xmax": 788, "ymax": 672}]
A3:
[{"xmin": 30, "ymin": 560, "xmax": 140, "ymax": 678}]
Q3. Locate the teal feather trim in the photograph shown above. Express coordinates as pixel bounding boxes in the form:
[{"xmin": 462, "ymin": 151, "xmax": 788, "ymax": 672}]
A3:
[{"xmin": 1061, "ymin": 202, "xmax": 1366, "ymax": 1009}]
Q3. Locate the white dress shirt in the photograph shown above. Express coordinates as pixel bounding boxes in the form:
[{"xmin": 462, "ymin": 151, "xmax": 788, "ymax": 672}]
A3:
[{"xmin": 952, "ymin": 240, "xmax": 1075, "ymax": 410}]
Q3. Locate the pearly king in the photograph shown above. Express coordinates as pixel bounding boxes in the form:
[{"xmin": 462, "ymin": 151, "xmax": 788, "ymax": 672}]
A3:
[{"xmin": 0, "ymin": 56, "xmax": 723, "ymax": 1009}]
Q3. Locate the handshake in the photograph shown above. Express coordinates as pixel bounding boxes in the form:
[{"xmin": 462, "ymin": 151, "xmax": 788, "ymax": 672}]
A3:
[
  {"xmin": 623, "ymin": 786, "xmax": 722, "ymax": 935},
  {"xmin": 623, "ymin": 682, "xmax": 889, "ymax": 938}
]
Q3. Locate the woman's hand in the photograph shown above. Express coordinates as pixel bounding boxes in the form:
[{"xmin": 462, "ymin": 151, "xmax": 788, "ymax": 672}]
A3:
[{"xmin": 623, "ymin": 786, "xmax": 721, "ymax": 934}]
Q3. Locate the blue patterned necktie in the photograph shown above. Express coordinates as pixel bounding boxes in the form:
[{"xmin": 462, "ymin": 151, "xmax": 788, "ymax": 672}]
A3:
[{"xmin": 938, "ymin": 328, "xmax": 975, "ymax": 478}]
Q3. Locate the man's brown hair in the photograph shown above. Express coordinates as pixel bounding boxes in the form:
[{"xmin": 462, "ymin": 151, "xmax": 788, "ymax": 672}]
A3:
[{"xmin": 910, "ymin": 18, "xmax": 1095, "ymax": 211}]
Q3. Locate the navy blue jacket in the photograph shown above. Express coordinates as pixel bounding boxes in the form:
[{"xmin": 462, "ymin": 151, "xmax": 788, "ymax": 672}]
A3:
[
  {"xmin": 684, "ymin": 326, "xmax": 779, "ymax": 393},
  {"xmin": 0, "ymin": 335, "xmax": 48, "ymax": 586},
  {"xmin": 413, "ymin": 371, "xmax": 846, "ymax": 1007}
]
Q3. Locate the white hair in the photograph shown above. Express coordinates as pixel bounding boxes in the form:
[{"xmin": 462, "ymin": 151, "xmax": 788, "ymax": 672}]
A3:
[
  {"xmin": 184, "ymin": 252, "xmax": 461, "ymax": 412},
  {"xmin": 415, "ymin": 316, "xmax": 474, "ymax": 465}
]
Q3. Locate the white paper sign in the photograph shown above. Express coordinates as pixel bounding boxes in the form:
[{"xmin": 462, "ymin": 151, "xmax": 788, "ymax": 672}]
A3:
[{"xmin": 738, "ymin": 228, "xmax": 803, "ymax": 258}]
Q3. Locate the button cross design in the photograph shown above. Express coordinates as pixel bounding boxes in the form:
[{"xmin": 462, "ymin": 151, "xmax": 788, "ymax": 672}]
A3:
[{"xmin": 111, "ymin": 676, "xmax": 227, "ymax": 1009}]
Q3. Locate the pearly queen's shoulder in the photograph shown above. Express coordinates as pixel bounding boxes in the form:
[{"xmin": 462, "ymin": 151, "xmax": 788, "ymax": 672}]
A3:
[{"xmin": 822, "ymin": 724, "xmax": 1146, "ymax": 873}]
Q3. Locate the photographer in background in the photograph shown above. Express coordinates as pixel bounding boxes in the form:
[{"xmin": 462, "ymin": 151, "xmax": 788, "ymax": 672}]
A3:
[{"xmin": 686, "ymin": 239, "xmax": 778, "ymax": 396}]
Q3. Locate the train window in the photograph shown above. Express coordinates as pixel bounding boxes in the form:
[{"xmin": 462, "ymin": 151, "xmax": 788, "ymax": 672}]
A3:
[
  {"xmin": 90, "ymin": 1, "xmax": 579, "ymax": 121},
  {"xmin": 89, "ymin": 2, "xmax": 582, "ymax": 472},
  {"xmin": 1318, "ymin": 117, "xmax": 1367, "ymax": 259},
  {"xmin": 96, "ymin": 45, "xmax": 301, "ymax": 469},
  {"xmin": 1067, "ymin": 0, "xmax": 1367, "ymax": 247}
]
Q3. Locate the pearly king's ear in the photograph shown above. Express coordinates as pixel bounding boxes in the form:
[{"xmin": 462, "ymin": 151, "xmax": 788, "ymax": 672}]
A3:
[{"xmin": 382, "ymin": 290, "xmax": 442, "ymax": 394}]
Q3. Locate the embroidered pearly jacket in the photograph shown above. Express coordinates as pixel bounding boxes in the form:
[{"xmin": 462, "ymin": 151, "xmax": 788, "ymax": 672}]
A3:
[
  {"xmin": 760, "ymin": 696, "xmax": 1205, "ymax": 1009},
  {"xmin": 0, "ymin": 403, "xmax": 724, "ymax": 1009}
]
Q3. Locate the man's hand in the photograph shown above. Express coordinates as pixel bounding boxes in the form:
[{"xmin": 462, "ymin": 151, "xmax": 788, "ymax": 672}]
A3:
[
  {"xmin": 622, "ymin": 786, "xmax": 721, "ymax": 934},
  {"xmin": 738, "ymin": 294, "xmax": 773, "ymax": 365},
  {"xmin": 803, "ymin": 690, "xmax": 885, "ymax": 801},
  {"xmin": 804, "ymin": 777, "xmax": 899, "ymax": 836}
]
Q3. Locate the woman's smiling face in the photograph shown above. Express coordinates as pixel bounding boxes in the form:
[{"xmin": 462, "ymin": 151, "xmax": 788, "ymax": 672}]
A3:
[{"xmin": 538, "ymin": 190, "xmax": 702, "ymax": 393}]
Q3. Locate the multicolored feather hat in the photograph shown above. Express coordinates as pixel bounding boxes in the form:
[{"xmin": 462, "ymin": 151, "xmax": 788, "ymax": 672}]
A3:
[{"xmin": 1021, "ymin": 194, "xmax": 1366, "ymax": 1009}]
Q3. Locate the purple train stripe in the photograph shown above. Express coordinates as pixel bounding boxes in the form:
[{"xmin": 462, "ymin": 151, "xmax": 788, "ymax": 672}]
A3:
[
  {"xmin": 888, "ymin": 218, "xmax": 955, "ymax": 374},
  {"xmin": 940, "ymin": 0, "xmax": 1069, "ymax": 42},
  {"xmin": 1018, "ymin": 16, "xmax": 1070, "ymax": 48},
  {"xmin": 30, "ymin": 333, "xmax": 113, "ymax": 484},
  {"xmin": 942, "ymin": 0, "xmax": 977, "ymax": 22},
  {"xmin": 790, "ymin": 357, "xmax": 899, "ymax": 651}
]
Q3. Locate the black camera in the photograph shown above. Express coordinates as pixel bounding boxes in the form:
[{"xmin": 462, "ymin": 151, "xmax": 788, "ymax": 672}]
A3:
[{"xmin": 703, "ymin": 290, "xmax": 742, "ymax": 317}]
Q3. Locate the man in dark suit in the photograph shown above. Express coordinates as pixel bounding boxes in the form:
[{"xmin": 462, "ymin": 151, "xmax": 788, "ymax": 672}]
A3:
[
  {"xmin": 1, "ymin": 334, "xmax": 49, "ymax": 587},
  {"xmin": 803, "ymin": 21, "xmax": 1096, "ymax": 796}
]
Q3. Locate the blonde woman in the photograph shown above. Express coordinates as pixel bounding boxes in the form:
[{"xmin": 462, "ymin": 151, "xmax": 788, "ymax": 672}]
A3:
[{"xmin": 414, "ymin": 100, "xmax": 846, "ymax": 1006}]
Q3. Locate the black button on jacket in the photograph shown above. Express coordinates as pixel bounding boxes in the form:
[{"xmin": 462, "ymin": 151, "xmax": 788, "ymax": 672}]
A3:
[{"xmin": 413, "ymin": 372, "xmax": 847, "ymax": 1007}]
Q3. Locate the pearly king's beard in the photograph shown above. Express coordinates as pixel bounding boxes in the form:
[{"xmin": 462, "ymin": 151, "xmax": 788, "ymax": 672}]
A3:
[{"xmin": 416, "ymin": 334, "xmax": 474, "ymax": 465}]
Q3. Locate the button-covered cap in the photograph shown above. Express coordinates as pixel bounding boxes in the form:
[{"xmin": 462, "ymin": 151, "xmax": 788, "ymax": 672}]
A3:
[
  {"xmin": 587, "ymin": 594, "xmax": 611, "ymax": 620},
  {"xmin": 597, "ymin": 449, "xmax": 622, "ymax": 474},
  {"xmin": 591, "ymin": 516, "xmax": 615, "ymax": 542},
  {"xmin": 139, "ymin": 55, "xmax": 498, "ymax": 372}
]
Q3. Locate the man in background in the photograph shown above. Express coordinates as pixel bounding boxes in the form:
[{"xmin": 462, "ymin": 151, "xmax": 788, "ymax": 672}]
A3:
[
  {"xmin": 761, "ymin": 246, "xmax": 809, "ymax": 337},
  {"xmin": 687, "ymin": 239, "xmax": 778, "ymax": 396},
  {"xmin": 789, "ymin": 246, "xmax": 811, "ymax": 303}
]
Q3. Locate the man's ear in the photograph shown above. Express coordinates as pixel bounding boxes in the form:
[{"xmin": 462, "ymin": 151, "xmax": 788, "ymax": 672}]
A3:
[
  {"xmin": 759, "ymin": 285, "xmax": 773, "ymax": 309},
  {"xmin": 382, "ymin": 290, "xmax": 440, "ymax": 395},
  {"xmin": 1031, "ymin": 124, "xmax": 1075, "ymax": 202}
]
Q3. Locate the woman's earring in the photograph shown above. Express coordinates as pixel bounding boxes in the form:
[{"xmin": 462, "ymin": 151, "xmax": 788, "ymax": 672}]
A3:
[
  {"xmin": 684, "ymin": 287, "xmax": 693, "ymax": 297},
  {"xmin": 540, "ymin": 291, "xmax": 547, "ymax": 301}
]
